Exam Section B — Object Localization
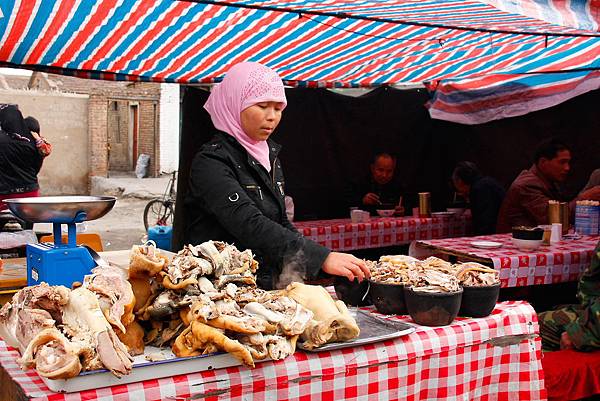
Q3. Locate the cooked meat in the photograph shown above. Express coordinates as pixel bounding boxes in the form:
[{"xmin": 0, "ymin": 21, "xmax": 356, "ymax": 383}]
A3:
[
  {"xmin": 285, "ymin": 282, "xmax": 359, "ymax": 349},
  {"xmin": 61, "ymin": 287, "xmax": 133, "ymax": 377},
  {"xmin": 456, "ymin": 262, "xmax": 499, "ymax": 286},
  {"xmin": 85, "ymin": 265, "xmax": 136, "ymax": 333},
  {"xmin": 172, "ymin": 321, "xmax": 254, "ymax": 367},
  {"xmin": 129, "ymin": 243, "xmax": 169, "ymax": 277},
  {"xmin": 116, "ymin": 320, "xmax": 145, "ymax": 356},
  {"xmin": 17, "ymin": 327, "xmax": 82, "ymax": 380}
]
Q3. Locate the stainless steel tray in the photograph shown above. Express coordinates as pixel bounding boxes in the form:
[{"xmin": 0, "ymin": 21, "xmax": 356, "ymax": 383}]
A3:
[{"xmin": 298, "ymin": 309, "xmax": 415, "ymax": 352}]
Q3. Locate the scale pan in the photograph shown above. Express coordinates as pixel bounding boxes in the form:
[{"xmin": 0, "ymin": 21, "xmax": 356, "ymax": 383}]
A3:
[{"xmin": 5, "ymin": 196, "xmax": 116, "ymax": 223}]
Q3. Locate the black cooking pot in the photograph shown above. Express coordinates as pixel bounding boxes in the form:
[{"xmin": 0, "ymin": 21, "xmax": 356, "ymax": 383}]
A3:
[
  {"xmin": 333, "ymin": 276, "xmax": 371, "ymax": 306},
  {"xmin": 404, "ymin": 286, "xmax": 463, "ymax": 326},
  {"xmin": 369, "ymin": 280, "xmax": 407, "ymax": 315},
  {"xmin": 459, "ymin": 283, "xmax": 500, "ymax": 318}
]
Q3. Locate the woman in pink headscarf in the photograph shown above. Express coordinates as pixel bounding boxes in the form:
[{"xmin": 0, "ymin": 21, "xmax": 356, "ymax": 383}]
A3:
[{"xmin": 183, "ymin": 62, "xmax": 369, "ymax": 290}]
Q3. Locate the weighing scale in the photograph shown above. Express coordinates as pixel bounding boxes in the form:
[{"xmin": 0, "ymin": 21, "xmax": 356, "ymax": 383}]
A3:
[{"xmin": 5, "ymin": 196, "xmax": 116, "ymax": 287}]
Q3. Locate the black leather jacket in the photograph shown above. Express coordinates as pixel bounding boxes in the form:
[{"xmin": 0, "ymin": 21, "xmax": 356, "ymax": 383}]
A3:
[{"xmin": 183, "ymin": 131, "xmax": 330, "ymax": 289}]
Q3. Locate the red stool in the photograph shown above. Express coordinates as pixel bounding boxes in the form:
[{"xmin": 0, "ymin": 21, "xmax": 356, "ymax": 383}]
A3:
[{"xmin": 543, "ymin": 349, "xmax": 600, "ymax": 401}]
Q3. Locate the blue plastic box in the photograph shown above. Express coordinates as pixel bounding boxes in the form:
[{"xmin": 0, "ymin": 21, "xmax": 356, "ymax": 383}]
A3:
[{"xmin": 148, "ymin": 225, "xmax": 173, "ymax": 251}]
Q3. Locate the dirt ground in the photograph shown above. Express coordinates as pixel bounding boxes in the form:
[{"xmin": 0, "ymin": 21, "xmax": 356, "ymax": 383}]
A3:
[{"xmin": 84, "ymin": 198, "xmax": 149, "ymax": 251}]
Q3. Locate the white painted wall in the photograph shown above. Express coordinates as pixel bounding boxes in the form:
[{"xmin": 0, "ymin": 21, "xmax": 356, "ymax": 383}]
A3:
[{"xmin": 159, "ymin": 83, "xmax": 180, "ymax": 173}]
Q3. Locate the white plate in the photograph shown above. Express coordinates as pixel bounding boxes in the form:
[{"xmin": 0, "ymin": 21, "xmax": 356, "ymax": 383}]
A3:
[{"xmin": 470, "ymin": 241, "xmax": 503, "ymax": 249}]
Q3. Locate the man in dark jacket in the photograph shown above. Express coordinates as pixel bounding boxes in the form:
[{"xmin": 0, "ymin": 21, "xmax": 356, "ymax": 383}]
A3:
[
  {"xmin": 184, "ymin": 132, "xmax": 332, "ymax": 289},
  {"xmin": 346, "ymin": 152, "xmax": 407, "ymax": 215},
  {"xmin": 496, "ymin": 138, "xmax": 600, "ymax": 233},
  {"xmin": 452, "ymin": 161, "xmax": 505, "ymax": 235}
]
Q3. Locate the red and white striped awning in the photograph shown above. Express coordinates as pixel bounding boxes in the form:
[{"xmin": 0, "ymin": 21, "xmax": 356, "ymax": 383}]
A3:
[{"xmin": 1, "ymin": 0, "xmax": 599, "ymax": 123}]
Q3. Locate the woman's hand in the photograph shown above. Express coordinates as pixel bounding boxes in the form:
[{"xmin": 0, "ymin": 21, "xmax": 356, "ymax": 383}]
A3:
[
  {"xmin": 322, "ymin": 252, "xmax": 370, "ymax": 282},
  {"xmin": 31, "ymin": 132, "xmax": 41, "ymax": 141}
]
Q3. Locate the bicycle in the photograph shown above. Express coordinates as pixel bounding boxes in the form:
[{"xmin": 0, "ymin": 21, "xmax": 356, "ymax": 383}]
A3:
[{"xmin": 143, "ymin": 171, "xmax": 177, "ymax": 231}]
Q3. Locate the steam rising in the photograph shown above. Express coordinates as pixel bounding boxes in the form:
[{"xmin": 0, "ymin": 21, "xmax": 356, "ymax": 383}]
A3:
[{"xmin": 275, "ymin": 250, "xmax": 306, "ymax": 289}]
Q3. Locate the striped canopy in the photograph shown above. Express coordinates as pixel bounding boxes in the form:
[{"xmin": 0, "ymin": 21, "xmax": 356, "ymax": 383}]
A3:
[{"xmin": 1, "ymin": 0, "xmax": 600, "ymax": 123}]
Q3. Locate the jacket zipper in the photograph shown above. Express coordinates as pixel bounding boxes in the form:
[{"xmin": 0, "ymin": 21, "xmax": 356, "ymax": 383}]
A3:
[
  {"xmin": 272, "ymin": 156, "xmax": 286, "ymax": 197},
  {"xmin": 271, "ymin": 156, "xmax": 277, "ymax": 190},
  {"xmin": 245, "ymin": 185, "xmax": 263, "ymax": 200}
]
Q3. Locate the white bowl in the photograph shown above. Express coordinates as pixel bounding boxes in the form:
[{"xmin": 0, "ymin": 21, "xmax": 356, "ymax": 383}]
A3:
[
  {"xmin": 376, "ymin": 209, "xmax": 395, "ymax": 217},
  {"xmin": 432, "ymin": 211, "xmax": 456, "ymax": 219},
  {"xmin": 447, "ymin": 207, "xmax": 465, "ymax": 216},
  {"xmin": 511, "ymin": 238, "xmax": 543, "ymax": 251}
]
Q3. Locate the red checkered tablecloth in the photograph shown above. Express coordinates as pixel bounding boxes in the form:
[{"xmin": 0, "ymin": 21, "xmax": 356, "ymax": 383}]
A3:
[
  {"xmin": 294, "ymin": 215, "xmax": 471, "ymax": 251},
  {"xmin": 414, "ymin": 234, "xmax": 599, "ymax": 288},
  {"xmin": 0, "ymin": 301, "xmax": 546, "ymax": 401}
]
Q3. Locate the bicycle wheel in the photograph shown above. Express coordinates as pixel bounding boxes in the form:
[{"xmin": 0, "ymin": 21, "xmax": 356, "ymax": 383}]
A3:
[{"xmin": 143, "ymin": 199, "xmax": 175, "ymax": 231}]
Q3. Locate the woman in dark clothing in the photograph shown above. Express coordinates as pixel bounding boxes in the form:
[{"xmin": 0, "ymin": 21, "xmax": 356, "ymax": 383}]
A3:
[
  {"xmin": 0, "ymin": 105, "xmax": 44, "ymax": 210},
  {"xmin": 24, "ymin": 116, "xmax": 52, "ymax": 157},
  {"xmin": 183, "ymin": 62, "xmax": 369, "ymax": 290}
]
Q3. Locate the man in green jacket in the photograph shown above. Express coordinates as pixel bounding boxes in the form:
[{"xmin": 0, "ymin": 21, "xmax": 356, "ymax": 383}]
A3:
[{"xmin": 539, "ymin": 240, "xmax": 600, "ymax": 351}]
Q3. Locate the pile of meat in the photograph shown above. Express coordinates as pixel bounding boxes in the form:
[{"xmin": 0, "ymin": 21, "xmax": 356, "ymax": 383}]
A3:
[
  {"xmin": 132, "ymin": 241, "xmax": 359, "ymax": 365},
  {"xmin": 455, "ymin": 262, "xmax": 499, "ymax": 286},
  {"xmin": 369, "ymin": 255, "xmax": 498, "ymax": 292},
  {"xmin": 0, "ymin": 241, "xmax": 360, "ymax": 379},
  {"xmin": 369, "ymin": 255, "xmax": 419, "ymax": 284},
  {"xmin": 0, "ymin": 266, "xmax": 134, "ymax": 379}
]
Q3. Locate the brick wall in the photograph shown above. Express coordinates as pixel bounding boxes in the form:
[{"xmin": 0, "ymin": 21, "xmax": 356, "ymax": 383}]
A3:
[{"xmin": 89, "ymin": 95, "xmax": 108, "ymax": 178}]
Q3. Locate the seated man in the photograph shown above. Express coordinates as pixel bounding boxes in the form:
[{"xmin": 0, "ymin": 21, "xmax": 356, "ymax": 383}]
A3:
[
  {"xmin": 346, "ymin": 152, "xmax": 407, "ymax": 215},
  {"xmin": 496, "ymin": 138, "xmax": 600, "ymax": 233},
  {"xmin": 452, "ymin": 161, "xmax": 505, "ymax": 235},
  {"xmin": 539, "ymin": 240, "xmax": 600, "ymax": 351}
]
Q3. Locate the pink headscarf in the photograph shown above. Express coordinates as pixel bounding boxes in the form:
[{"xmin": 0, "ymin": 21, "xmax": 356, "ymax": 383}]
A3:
[{"xmin": 204, "ymin": 62, "xmax": 287, "ymax": 172}]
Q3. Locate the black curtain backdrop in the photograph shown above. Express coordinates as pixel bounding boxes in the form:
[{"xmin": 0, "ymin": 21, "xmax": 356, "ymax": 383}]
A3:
[{"xmin": 173, "ymin": 86, "xmax": 600, "ymax": 249}]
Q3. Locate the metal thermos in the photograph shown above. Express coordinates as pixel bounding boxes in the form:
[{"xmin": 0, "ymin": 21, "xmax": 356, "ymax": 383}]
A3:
[
  {"xmin": 560, "ymin": 202, "xmax": 569, "ymax": 235},
  {"xmin": 548, "ymin": 200, "xmax": 560, "ymax": 224},
  {"xmin": 548, "ymin": 200, "xmax": 569, "ymax": 234},
  {"xmin": 418, "ymin": 192, "xmax": 431, "ymax": 217}
]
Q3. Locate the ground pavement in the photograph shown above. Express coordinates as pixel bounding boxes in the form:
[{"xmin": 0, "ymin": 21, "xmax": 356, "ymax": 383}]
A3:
[{"xmin": 35, "ymin": 173, "xmax": 173, "ymax": 251}]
